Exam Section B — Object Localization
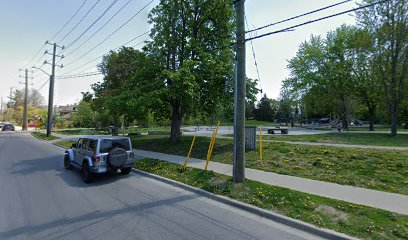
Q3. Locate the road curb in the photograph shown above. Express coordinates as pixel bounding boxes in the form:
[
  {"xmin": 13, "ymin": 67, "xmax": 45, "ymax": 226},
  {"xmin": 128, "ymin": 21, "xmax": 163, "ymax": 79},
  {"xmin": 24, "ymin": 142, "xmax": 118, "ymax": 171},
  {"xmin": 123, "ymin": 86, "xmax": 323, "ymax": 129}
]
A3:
[{"xmin": 131, "ymin": 168, "xmax": 356, "ymax": 240}]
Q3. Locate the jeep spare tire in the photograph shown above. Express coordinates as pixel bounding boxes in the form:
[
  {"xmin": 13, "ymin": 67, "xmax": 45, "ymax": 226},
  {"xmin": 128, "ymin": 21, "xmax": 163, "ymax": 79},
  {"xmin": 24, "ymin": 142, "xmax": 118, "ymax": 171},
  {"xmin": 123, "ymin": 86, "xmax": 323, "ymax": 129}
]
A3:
[{"xmin": 107, "ymin": 148, "xmax": 127, "ymax": 168}]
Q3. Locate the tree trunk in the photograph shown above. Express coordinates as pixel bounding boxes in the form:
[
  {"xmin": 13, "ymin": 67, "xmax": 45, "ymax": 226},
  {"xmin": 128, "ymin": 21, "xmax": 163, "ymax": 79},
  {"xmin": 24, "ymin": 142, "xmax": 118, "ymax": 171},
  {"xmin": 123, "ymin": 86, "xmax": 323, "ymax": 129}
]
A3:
[
  {"xmin": 170, "ymin": 100, "xmax": 182, "ymax": 142},
  {"xmin": 391, "ymin": 110, "xmax": 398, "ymax": 136},
  {"xmin": 367, "ymin": 105, "xmax": 376, "ymax": 131}
]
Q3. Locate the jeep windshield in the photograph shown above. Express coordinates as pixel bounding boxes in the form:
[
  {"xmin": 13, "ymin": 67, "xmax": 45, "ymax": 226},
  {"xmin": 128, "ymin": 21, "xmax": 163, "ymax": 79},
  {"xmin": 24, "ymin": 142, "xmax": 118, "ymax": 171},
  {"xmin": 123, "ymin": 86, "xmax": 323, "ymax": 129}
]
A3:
[{"xmin": 99, "ymin": 139, "xmax": 131, "ymax": 153}]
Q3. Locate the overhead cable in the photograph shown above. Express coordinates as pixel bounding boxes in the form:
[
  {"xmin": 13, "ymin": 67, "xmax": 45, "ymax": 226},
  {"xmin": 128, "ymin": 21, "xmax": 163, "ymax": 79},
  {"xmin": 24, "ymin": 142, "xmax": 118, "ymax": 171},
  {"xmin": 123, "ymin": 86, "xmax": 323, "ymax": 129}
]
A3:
[
  {"xmin": 245, "ymin": 0, "xmax": 389, "ymax": 42},
  {"xmin": 58, "ymin": 0, "xmax": 102, "ymax": 44},
  {"xmin": 63, "ymin": 1, "xmax": 154, "ymax": 68},
  {"xmin": 246, "ymin": 0, "xmax": 352, "ymax": 34},
  {"xmin": 65, "ymin": 0, "xmax": 120, "ymax": 50},
  {"xmin": 64, "ymin": 0, "xmax": 135, "ymax": 57}
]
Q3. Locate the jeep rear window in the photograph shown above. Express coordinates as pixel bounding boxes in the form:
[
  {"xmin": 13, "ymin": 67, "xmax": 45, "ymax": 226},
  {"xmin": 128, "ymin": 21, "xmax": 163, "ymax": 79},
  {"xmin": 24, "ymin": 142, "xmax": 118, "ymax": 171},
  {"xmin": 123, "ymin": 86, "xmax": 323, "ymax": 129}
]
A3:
[{"xmin": 99, "ymin": 139, "xmax": 131, "ymax": 153}]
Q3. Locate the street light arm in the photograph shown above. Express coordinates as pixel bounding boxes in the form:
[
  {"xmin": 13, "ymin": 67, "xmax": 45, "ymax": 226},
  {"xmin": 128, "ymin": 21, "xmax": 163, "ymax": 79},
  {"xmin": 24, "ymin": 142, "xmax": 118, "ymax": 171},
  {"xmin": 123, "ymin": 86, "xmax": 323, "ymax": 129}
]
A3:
[{"xmin": 31, "ymin": 66, "xmax": 51, "ymax": 76}]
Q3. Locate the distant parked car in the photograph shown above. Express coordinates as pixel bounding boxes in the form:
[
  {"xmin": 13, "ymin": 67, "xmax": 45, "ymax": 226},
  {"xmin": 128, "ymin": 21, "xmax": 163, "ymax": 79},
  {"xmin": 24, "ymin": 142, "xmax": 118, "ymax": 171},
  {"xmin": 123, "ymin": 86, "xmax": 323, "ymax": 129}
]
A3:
[
  {"xmin": 353, "ymin": 119, "xmax": 364, "ymax": 126},
  {"xmin": 28, "ymin": 123, "xmax": 36, "ymax": 128},
  {"xmin": 64, "ymin": 136, "xmax": 136, "ymax": 183},
  {"xmin": 2, "ymin": 124, "xmax": 15, "ymax": 131}
]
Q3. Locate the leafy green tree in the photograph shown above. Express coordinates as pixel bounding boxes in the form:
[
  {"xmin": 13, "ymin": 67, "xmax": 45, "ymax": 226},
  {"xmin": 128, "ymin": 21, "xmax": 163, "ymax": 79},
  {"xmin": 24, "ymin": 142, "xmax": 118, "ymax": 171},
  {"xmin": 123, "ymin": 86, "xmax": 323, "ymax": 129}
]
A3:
[
  {"xmin": 81, "ymin": 91, "xmax": 93, "ymax": 103},
  {"xmin": 276, "ymin": 89, "xmax": 293, "ymax": 125},
  {"xmin": 347, "ymin": 28, "xmax": 382, "ymax": 131},
  {"xmin": 72, "ymin": 101, "xmax": 94, "ymax": 128},
  {"xmin": 254, "ymin": 94, "xmax": 275, "ymax": 122},
  {"xmin": 93, "ymin": 47, "xmax": 159, "ymax": 126},
  {"xmin": 286, "ymin": 25, "xmax": 364, "ymax": 128},
  {"xmin": 357, "ymin": 0, "xmax": 408, "ymax": 135},
  {"xmin": 145, "ymin": 0, "xmax": 235, "ymax": 142}
]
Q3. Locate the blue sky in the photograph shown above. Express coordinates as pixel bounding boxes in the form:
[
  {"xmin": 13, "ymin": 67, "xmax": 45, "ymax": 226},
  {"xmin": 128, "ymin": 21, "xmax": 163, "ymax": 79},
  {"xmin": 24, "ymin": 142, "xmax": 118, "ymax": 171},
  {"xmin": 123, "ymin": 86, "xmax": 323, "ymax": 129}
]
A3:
[{"xmin": 0, "ymin": 0, "xmax": 356, "ymax": 106}]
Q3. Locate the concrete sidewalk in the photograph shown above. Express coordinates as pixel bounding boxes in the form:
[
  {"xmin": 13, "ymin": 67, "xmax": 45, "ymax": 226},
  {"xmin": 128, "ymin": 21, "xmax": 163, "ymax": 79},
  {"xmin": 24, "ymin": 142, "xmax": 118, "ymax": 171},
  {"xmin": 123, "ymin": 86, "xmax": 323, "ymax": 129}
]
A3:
[{"xmin": 134, "ymin": 150, "xmax": 408, "ymax": 215}]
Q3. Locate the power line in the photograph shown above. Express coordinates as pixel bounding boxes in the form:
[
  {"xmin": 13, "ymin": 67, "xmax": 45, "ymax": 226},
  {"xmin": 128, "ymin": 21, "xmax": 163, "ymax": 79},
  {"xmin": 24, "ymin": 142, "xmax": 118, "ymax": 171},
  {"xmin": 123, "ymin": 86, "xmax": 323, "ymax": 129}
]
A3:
[
  {"xmin": 65, "ymin": 0, "xmax": 120, "ymax": 50},
  {"xmin": 56, "ymin": 71, "xmax": 102, "ymax": 79},
  {"xmin": 21, "ymin": 44, "xmax": 46, "ymax": 70},
  {"xmin": 58, "ymin": 0, "xmax": 102, "ymax": 44},
  {"xmin": 21, "ymin": 1, "xmax": 89, "ymax": 70},
  {"xmin": 49, "ymin": 0, "xmax": 89, "ymax": 42},
  {"xmin": 60, "ymin": 36, "xmax": 147, "ymax": 77},
  {"xmin": 245, "ymin": 16, "xmax": 263, "ymax": 94},
  {"xmin": 246, "ymin": 0, "xmax": 389, "ymax": 42},
  {"xmin": 64, "ymin": 0, "xmax": 135, "ymax": 58},
  {"xmin": 38, "ymin": 78, "xmax": 50, "ymax": 91},
  {"xmin": 63, "ymin": 1, "xmax": 154, "ymax": 68},
  {"xmin": 246, "ymin": 0, "xmax": 352, "ymax": 34}
]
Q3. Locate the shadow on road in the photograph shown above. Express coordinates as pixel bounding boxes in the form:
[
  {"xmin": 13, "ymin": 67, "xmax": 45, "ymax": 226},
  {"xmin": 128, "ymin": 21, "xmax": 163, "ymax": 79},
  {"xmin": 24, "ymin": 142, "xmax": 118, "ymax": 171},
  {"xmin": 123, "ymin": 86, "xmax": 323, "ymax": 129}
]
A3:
[{"xmin": 0, "ymin": 194, "xmax": 198, "ymax": 239}]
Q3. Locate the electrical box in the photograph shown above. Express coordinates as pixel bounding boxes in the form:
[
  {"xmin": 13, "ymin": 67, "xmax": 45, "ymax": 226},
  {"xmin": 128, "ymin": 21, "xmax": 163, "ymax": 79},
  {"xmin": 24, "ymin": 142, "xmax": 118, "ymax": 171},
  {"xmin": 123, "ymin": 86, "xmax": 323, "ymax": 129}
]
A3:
[{"xmin": 245, "ymin": 126, "xmax": 256, "ymax": 150}]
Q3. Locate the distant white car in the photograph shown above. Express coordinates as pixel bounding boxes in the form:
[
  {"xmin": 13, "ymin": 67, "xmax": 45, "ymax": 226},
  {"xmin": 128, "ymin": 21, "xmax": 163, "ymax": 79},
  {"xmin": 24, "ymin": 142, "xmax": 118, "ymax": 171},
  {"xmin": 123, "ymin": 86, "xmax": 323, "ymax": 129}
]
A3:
[{"xmin": 64, "ymin": 136, "xmax": 136, "ymax": 183}]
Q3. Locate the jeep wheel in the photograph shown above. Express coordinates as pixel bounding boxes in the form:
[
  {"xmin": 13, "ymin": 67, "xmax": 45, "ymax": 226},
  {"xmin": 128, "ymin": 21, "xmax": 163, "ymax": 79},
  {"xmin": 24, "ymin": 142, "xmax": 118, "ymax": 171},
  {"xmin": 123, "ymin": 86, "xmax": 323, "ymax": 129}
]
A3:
[
  {"xmin": 64, "ymin": 154, "xmax": 73, "ymax": 170},
  {"xmin": 82, "ymin": 162, "xmax": 93, "ymax": 183},
  {"xmin": 121, "ymin": 167, "xmax": 131, "ymax": 175}
]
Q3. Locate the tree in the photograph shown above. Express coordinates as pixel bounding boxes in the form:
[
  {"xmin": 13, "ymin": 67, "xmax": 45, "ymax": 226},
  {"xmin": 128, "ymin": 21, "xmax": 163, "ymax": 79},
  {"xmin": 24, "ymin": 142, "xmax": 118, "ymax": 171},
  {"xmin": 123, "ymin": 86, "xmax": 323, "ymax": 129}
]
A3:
[
  {"xmin": 94, "ymin": 47, "xmax": 159, "ymax": 126},
  {"xmin": 145, "ymin": 0, "xmax": 235, "ymax": 142},
  {"xmin": 81, "ymin": 91, "xmax": 93, "ymax": 103},
  {"xmin": 72, "ymin": 101, "xmax": 94, "ymax": 128},
  {"xmin": 276, "ymin": 89, "xmax": 293, "ymax": 125},
  {"xmin": 254, "ymin": 94, "xmax": 275, "ymax": 122},
  {"xmin": 285, "ymin": 25, "xmax": 364, "ymax": 128},
  {"xmin": 29, "ymin": 89, "xmax": 45, "ymax": 107},
  {"xmin": 357, "ymin": 0, "xmax": 408, "ymax": 136},
  {"xmin": 348, "ymin": 28, "xmax": 382, "ymax": 131}
]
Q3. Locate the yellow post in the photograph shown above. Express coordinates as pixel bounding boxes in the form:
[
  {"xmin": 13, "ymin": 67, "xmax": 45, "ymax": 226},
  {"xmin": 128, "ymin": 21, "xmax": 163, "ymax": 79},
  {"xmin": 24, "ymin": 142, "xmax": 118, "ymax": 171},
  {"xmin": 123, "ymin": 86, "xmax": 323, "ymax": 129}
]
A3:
[
  {"xmin": 206, "ymin": 129, "xmax": 216, "ymax": 162},
  {"xmin": 183, "ymin": 133, "xmax": 197, "ymax": 169},
  {"xmin": 205, "ymin": 121, "xmax": 220, "ymax": 170},
  {"xmin": 259, "ymin": 126, "xmax": 263, "ymax": 165}
]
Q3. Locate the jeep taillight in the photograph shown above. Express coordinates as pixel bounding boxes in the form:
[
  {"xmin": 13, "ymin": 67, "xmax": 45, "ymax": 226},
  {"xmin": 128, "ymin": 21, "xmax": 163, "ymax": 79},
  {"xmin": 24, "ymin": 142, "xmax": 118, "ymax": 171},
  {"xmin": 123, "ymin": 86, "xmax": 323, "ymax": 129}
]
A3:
[
  {"xmin": 92, "ymin": 156, "xmax": 100, "ymax": 163},
  {"xmin": 130, "ymin": 152, "xmax": 134, "ymax": 158}
]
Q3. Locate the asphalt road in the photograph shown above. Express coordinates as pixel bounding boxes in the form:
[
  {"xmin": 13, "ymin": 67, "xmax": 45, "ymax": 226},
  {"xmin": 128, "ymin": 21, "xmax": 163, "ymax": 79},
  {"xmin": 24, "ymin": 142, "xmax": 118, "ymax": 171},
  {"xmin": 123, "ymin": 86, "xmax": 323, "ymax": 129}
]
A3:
[{"xmin": 0, "ymin": 132, "xmax": 322, "ymax": 240}]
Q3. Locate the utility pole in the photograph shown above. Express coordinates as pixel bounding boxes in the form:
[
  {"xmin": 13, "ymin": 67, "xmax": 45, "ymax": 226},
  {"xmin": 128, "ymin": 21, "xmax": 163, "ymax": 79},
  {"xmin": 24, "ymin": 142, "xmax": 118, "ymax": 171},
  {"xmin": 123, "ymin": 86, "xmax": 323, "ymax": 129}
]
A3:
[
  {"xmin": 47, "ymin": 43, "xmax": 57, "ymax": 137},
  {"xmin": 44, "ymin": 42, "xmax": 64, "ymax": 137},
  {"xmin": 233, "ymin": 0, "xmax": 246, "ymax": 183},
  {"xmin": 19, "ymin": 69, "xmax": 32, "ymax": 130},
  {"xmin": 23, "ymin": 69, "xmax": 28, "ymax": 130},
  {"xmin": 0, "ymin": 97, "xmax": 3, "ymax": 121},
  {"xmin": 9, "ymin": 87, "xmax": 13, "ymax": 102}
]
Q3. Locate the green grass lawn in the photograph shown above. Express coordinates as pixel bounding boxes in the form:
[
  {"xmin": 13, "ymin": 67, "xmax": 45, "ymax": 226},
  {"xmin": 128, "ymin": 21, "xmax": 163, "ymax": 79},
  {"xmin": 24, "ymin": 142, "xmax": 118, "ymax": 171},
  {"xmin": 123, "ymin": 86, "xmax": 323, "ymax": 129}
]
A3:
[
  {"xmin": 54, "ymin": 141, "xmax": 76, "ymax": 148},
  {"xmin": 131, "ymin": 135, "xmax": 408, "ymax": 195},
  {"xmin": 135, "ymin": 159, "xmax": 408, "ymax": 240},
  {"xmin": 54, "ymin": 129, "xmax": 109, "ymax": 135},
  {"xmin": 347, "ymin": 127, "xmax": 408, "ymax": 132},
  {"xmin": 261, "ymin": 133, "xmax": 408, "ymax": 147},
  {"xmin": 31, "ymin": 132, "xmax": 60, "ymax": 141}
]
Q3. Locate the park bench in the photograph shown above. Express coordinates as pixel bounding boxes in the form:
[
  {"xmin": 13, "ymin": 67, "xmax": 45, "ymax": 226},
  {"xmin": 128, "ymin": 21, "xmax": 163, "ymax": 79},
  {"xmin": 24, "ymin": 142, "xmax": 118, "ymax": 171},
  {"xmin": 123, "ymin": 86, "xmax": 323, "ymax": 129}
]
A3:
[{"xmin": 267, "ymin": 127, "xmax": 289, "ymax": 134}]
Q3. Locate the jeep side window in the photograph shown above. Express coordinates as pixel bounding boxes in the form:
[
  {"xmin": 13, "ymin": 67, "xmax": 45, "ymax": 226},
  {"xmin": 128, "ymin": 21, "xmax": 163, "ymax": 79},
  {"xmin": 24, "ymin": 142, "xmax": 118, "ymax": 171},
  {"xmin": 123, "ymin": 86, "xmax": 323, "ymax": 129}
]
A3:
[
  {"xmin": 82, "ymin": 139, "xmax": 88, "ymax": 150},
  {"xmin": 88, "ymin": 140, "xmax": 96, "ymax": 153},
  {"xmin": 77, "ymin": 139, "xmax": 83, "ymax": 149}
]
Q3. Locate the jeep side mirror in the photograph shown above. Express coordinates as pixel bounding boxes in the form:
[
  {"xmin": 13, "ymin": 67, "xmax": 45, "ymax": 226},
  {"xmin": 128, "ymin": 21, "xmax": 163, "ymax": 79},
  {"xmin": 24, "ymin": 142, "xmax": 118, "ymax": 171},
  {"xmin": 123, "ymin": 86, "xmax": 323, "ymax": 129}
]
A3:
[{"xmin": 71, "ymin": 143, "xmax": 77, "ymax": 148}]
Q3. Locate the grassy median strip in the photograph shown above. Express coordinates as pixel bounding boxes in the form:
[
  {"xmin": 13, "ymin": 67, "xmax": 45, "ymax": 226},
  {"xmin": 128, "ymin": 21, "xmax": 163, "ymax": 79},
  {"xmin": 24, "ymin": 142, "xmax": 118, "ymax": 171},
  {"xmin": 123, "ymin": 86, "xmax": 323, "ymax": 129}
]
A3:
[
  {"xmin": 131, "ymin": 135, "xmax": 408, "ymax": 195},
  {"xmin": 260, "ymin": 132, "xmax": 408, "ymax": 147},
  {"xmin": 134, "ymin": 158, "xmax": 408, "ymax": 240},
  {"xmin": 31, "ymin": 132, "xmax": 60, "ymax": 141}
]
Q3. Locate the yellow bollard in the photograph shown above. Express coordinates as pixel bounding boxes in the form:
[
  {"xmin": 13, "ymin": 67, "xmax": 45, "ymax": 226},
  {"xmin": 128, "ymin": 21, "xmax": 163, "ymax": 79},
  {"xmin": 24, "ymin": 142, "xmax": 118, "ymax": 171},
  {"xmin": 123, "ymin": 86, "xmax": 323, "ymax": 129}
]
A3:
[
  {"xmin": 259, "ymin": 126, "xmax": 263, "ymax": 165},
  {"xmin": 206, "ymin": 129, "xmax": 216, "ymax": 162},
  {"xmin": 205, "ymin": 121, "xmax": 220, "ymax": 170},
  {"xmin": 183, "ymin": 132, "xmax": 197, "ymax": 169}
]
